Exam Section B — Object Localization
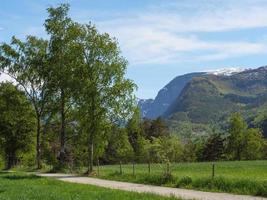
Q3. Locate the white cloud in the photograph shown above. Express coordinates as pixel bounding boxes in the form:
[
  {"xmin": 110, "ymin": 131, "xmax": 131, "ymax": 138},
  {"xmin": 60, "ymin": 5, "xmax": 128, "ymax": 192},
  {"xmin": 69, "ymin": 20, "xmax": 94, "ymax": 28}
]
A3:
[
  {"xmin": 87, "ymin": 1, "xmax": 267, "ymax": 65},
  {"xmin": 100, "ymin": 24, "xmax": 267, "ymax": 65},
  {"xmin": 139, "ymin": 6, "xmax": 267, "ymax": 33}
]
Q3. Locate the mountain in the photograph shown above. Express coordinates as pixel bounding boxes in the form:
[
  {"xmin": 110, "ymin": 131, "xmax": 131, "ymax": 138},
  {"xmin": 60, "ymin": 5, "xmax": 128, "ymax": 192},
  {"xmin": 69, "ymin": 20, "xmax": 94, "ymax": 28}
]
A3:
[
  {"xmin": 138, "ymin": 98, "xmax": 154, "ymax": 117},
  {"xmin": 138, "ymin": 66, "xmax": 267, "ymax": 138},
  {"xmin": 164, "ymin": 66, "xmax": 267, "ymax": 125},
  {"xmin": 138, "ymin": 72, "xmax": 205, "ymax": 119}
]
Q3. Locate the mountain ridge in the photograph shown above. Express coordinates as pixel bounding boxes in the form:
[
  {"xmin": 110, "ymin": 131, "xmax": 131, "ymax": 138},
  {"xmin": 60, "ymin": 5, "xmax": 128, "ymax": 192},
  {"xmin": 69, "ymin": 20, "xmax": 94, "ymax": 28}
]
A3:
[
  {"xmin": 138, "ymin": 67, "xmax": 250, "ymax": 119},
  {"xmin": 138, "ymin": 72, "xmax": 205, "ymax": 118}
]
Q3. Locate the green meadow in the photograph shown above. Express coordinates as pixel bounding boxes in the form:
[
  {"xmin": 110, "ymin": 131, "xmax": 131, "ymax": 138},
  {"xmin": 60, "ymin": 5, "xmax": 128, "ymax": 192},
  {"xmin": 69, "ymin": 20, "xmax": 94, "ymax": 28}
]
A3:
[{"xmin": 95, "ymin": 160, "xmax": 267, "ymax": 197}]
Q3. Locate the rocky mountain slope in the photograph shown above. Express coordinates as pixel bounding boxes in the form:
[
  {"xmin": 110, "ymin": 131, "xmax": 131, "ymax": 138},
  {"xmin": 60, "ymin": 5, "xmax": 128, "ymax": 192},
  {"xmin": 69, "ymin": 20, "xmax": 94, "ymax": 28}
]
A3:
[
  {"xmin": 138, "ymin": 72, "xmax": 205, "ymax": 118},
  {"xmin": 164, "ymin": 66, "xmax": 267, "ymax": 124}
]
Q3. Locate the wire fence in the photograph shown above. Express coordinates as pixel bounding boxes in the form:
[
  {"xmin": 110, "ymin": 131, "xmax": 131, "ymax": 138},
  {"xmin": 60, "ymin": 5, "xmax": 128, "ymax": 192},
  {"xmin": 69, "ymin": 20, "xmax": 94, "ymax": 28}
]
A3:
[{"xmin": 95, "ymin": 161, "xmax": 217, "ymax": 179}]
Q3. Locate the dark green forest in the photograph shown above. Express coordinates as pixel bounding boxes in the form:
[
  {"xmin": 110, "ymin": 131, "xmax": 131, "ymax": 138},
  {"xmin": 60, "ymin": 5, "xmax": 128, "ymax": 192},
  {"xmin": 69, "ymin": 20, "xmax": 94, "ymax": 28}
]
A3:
[{"xmin": 0, "ymin": 4, "xmax": 267, "ymax": 173}]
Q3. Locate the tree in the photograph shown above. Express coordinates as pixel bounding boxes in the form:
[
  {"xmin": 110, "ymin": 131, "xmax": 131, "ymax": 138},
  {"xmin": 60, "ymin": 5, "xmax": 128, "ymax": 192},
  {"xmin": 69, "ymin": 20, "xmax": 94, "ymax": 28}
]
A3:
[
  {"xmin": 160, "ymin": 135, "xmax": 183, "ymax": 162},
  {"xmin": 147, "ymin": 117, "xmax": 169, "ymax": 140},
  {"xmin": 127, "ymin": 109, "xmax": 142, "ymax": 151},
  {"xmin": 76, "ymin": 23, "xmax": 136, "ymax": 173},
  {"xmin": 147, "ymin": 137, "xmax": 164, "ymax": 163},
  {"xmin": 44, "ymin": 4, "xmax": 82, "ymax": 167},
  {"xmin": 104, "ymin": 126, "xmax": 133, "ymax": 163},
  {"xmin": 127, "ymin": 108, "xmax": 150, "ymax": 162},
  {"xmin": 145, "ymin": 135, "xmax": 183, "ymax": 164},
  {"xmin": 0, "ymin": 83, "xmax": 35, "ymax": 169},
  {"xmin": 182, "ymin": 140, "xmax": 198, "ymax": 162},
  {"xmin": 242, "ymin": 128, "xmax": 264, "ymax": 160},
  {"xmin": 0, "ymin": 36, "xmax": 49, "ymax": 169},
  {"xmin": 226, "ymin": 113, "xmax": 265, "ymax": 161},
  {"xmin": 227, "ymin": 113, "xmax": 247, "ymax": 160},
  {"xmin": 202, "ymin": 134, "xmax": 225, "ymax": 161}
]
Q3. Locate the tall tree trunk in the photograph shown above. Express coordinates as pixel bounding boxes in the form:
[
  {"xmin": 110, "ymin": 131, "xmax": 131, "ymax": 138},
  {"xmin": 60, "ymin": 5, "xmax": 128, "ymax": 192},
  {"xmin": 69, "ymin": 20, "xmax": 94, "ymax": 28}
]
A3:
[
  {"xmin": 36, "ymin": 115, "xmax": 42, "ymax": 169},
  {"xmin": 6, "ymin": 150, "xmax": 16, "ymax": 169},
  {"xmin": 87, "ymin": 94, "xmax": 96, "ymax": 174},
  {"xmin": 88, "ymin": 138, "xmax": 94, "ymax": 173},
  {"xmin": 59, "ymin": 89, "xmax": 66, "ymax": 166},
  {"xmin": 6, "ymin": 153, "xmax": 11, "ymax": 169},
  {"xmin": 237, "ymin": 146, "xmax": 241, "ymax": 161}
]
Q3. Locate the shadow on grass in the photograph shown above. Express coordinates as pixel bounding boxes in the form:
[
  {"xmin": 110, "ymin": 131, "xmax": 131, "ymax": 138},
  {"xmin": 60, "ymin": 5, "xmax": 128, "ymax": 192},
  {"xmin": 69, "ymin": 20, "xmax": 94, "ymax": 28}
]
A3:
[
  {"xmin": 2, "ymin": 174, "xmax": 41, "ymax": 180},
  {"xmin": 0, "ymin": 171, "xmax": 10, "ymax": 174}
]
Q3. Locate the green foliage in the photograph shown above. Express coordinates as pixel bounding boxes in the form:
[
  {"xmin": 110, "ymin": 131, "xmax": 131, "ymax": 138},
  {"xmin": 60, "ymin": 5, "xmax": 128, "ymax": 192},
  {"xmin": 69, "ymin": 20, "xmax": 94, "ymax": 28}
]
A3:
[
  {"xmin": 147, "ymin": 117, "xmax": 169, "ymax": 139},
  {"xmin": 242, "ymin": 128, "xmax": 264, "ymax": 160},
  {"xmin": 201, "ymin": 134, "xmax": 225, "ymax": 161},
  {"xmin": 227, "ymin": 113, "xmax": 247, "ymax": 160},
  {"xmin": 148, "ymin": 136, "xmax": 183, "ymax": 163},
  {"xmin": 139, "ymin": 173, "xmax": 175, "ymax": 185},
  {"xmin": 74, "ymin": 20, "xmax": 136, "ymax": 172},
  {"xmin": 176, "ymin": 176, "xmax": 192, "ymax": 187},
  {"xmin": 44, "ymin": 3, "xmax": 82, "ymax": 167},
  {"xmin": 227, "ymin": 113, "xmax": 265, "ymax": 160},
  {"xmin": 181, "ymin": 140, "xmax": 198, "ymax": 162},
  {"xmin": 0, "ymin": 83, "xmax": 35, "ymax": 169},
  {"xmin": 127, "ymin": 108, "xmax": 145, "ymax": 161},
  {"xmin": 104, "ymin": 126, "xmax": 134, "ymax": 163},
  {"xmin": 0, "ymin": 155, "xmax": 4, "ymax": 169},
  {"xmin": 0, "ymin": 35, "xmax": 50, "ymax": 168}
]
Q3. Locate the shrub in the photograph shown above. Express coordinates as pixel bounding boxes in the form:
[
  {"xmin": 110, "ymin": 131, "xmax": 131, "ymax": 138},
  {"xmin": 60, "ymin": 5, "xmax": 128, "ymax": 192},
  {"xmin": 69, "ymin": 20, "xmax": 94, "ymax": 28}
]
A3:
[
  {"xmin": 141, "ymin": 173, "xmax": 175, "ymax": 185},
  {"xmin": 177, "ymin": 176, "xmax": 192, "ymax": 187}
]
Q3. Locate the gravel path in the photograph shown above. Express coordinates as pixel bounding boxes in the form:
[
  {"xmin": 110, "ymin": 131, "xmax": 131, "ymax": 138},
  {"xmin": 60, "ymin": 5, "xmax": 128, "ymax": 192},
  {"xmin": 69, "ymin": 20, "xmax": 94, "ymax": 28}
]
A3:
[{"xmin": 38, "ymin": 173, "xmax": 267, "ymax": 200}]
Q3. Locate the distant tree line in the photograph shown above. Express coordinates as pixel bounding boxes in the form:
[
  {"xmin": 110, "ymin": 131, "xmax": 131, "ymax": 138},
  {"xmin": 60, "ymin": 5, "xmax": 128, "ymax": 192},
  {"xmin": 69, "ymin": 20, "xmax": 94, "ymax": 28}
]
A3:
[{"xmin": 103, "ymin": 111, "xmax": 267, "ymax": 165}]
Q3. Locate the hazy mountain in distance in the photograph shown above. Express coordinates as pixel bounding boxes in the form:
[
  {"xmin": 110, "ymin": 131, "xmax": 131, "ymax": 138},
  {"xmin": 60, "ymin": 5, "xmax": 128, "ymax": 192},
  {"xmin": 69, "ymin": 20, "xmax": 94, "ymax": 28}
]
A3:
[{"xmin": 138, "ymin": 72, "xmax": 205, "ymax": 119}]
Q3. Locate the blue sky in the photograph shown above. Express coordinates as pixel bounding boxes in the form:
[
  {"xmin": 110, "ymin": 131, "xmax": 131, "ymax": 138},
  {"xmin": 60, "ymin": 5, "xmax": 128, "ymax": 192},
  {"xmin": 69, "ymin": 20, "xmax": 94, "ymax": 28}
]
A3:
[{"xmin": 1, "ymin": 0, "xmax": 267, "ymax": 99}]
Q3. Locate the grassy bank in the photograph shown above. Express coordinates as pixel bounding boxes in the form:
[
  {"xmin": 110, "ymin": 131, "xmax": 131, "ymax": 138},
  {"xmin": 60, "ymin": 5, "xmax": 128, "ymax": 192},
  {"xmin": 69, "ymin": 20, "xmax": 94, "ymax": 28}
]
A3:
[
  {"xmin": 95, "ymin": 160, "xmax": 267, "ymax": 197},
  {"xmin": 0, "ymin": 171, "xmax": 179, "ymax": 200}
]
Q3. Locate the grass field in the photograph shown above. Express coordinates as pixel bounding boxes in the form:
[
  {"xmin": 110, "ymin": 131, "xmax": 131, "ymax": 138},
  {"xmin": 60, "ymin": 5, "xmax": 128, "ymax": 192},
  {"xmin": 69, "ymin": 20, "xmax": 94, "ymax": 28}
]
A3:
[
  {"xmin": 0, "ymin": 171, "xmax": 179, "ymax": 200},
  {"xmin": 95, "ymin": 160, "xmax": 267, "ymax": 197}
]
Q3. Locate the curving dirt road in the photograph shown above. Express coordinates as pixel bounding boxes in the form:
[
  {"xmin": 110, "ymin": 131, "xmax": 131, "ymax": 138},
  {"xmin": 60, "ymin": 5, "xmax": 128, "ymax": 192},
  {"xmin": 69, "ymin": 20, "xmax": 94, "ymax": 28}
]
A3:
[{"xmin": 38, "ymin": 173, "xmax": 267, "ymax": 200}]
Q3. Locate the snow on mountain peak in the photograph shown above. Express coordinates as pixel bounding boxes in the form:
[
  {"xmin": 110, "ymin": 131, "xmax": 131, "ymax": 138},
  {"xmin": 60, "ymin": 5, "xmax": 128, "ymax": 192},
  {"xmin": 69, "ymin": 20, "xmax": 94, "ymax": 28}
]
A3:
[{"xmin": 207, "ymin": 67, "xmax": 246, "ymax": 76}]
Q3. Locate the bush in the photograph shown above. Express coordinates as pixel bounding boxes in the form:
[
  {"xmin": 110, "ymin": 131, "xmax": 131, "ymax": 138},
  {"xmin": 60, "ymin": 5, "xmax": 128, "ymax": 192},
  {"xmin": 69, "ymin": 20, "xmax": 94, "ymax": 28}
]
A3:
[
  {"xmin": 177, "ymin": 176, "xmax": 192, "ymax": 187},
  {"xmin": 141, "ymin": 173, "xmax": 175, "ymax": 185}
]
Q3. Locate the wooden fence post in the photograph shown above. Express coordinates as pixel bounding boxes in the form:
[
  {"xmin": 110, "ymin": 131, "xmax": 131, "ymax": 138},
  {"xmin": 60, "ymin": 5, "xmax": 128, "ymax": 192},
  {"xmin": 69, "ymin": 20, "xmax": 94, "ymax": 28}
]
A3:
[
  {"xmin": 148, "ymin": 161, "xmax": 151, "ymax": 174},
  {"xmin": 132, "ymin": 161, "xmax": 135, "ymax": 176},
  {"xmin": 97, "ymin": 158, "xmax": 100, "ymax": 176},
  {"xmin": 119, "ymin": 161, "xmax": 122, "ymax": 175},
  {"xmin": 166, "ymin": 162, "xmax": 170, "ymax": 175},
  {"xmin": 212, "ymin": 163, "xmax": 215, "ymax": 179}
]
